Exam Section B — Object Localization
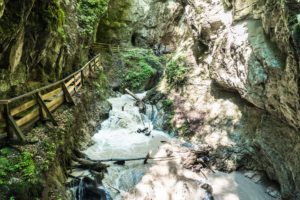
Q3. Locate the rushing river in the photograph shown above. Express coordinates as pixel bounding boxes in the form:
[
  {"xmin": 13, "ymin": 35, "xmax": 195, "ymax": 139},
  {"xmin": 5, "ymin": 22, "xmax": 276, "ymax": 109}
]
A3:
[{"xmin": 69, "ymin": 93, "xmax": 277, "ymax": 200}]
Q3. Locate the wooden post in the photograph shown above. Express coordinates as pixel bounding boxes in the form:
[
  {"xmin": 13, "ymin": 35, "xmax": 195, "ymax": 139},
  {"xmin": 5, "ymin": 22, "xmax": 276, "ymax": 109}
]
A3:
[
  {"xmin": 89, "ymin": 63, "xmax": 93, "ymax": 77},
  {"xmin": 4, "ymin": 104, "xmax": 14, "ymax": 139},
  {"xmin": 73, "ymin": 75, "xmax": 77, "ymax": 93},
  {"xmin": 35, "ymin": 93, "xmax": 58, "ymax": 126},
  {"xmin": 62, "ymin": 82, "xmax": 75, "ymax": 105},
  {"xmin": 81, "ymin": 70, "xmax": 84, "ymax": 86},
  {"xmin": 37, "ymin": 92, "xmax": 46, "ymax": 121},
  {"xmin": 4, "ymin": 104, "xmax": 25, "ymax": 141}
]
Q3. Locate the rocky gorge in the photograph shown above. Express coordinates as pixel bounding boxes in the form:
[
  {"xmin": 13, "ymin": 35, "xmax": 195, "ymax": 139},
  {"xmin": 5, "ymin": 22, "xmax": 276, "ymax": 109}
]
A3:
[
  {"xmin": 1, "ymin": 0, "xmax": 300, "ymax": 199},
  {"xmin": 97, "ymin": 0, "xmax": 300, "ymax": 198}
]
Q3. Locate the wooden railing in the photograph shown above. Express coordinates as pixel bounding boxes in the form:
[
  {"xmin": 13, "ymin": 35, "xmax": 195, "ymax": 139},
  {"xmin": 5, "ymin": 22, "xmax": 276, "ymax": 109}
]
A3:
[
  {"xmin": 0, "ymin": 54, "xmax": 102, "ymax": 142},
  {"xmin": 91, "ymin": 43, "xmax": 132, "ymax": 53}
]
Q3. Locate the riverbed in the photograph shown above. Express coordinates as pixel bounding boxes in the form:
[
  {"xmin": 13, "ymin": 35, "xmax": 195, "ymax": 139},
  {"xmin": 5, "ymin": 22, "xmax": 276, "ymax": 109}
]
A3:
[{"xmin": 71, "ymin": 93, "xmax": 277, "ymax": 200}]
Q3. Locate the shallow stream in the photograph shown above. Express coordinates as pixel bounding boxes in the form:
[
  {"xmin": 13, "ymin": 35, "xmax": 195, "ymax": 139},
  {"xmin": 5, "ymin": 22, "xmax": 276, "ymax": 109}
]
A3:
[{"xmin": 70, "ymin": 93, "xmax": 276, "ymax": 200}]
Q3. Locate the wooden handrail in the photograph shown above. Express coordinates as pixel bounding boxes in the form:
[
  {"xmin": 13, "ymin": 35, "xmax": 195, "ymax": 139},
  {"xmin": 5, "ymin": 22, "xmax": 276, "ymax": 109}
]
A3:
[
  {"xmin": 0, "ymin": 54, "xmax": 100, "ymax": 104},
  {"xmin": 0, "ymin": 54, "xmax": 102, "ymax": 142}
]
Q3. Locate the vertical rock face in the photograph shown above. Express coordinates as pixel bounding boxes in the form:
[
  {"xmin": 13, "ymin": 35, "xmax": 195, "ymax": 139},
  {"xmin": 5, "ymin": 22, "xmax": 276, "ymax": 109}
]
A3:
[
  {"xmin": 96, "ymin": 0, "xmax": 184, "ymax": 46},
  {"xmin": 100, "ymin": 0, "xmax": 300, "ymax": 198},
  {"xmin": 0, "ymin": 0, "xmax": 94, "ymax": 97}
]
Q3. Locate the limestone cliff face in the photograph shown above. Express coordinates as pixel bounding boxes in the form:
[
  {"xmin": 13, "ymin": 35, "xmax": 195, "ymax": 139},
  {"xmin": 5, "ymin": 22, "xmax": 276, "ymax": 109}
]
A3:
[
  {"xmin": 0, "ymin": 0, "xmax": 95, "ymax": 98},
  {"xmin": 96, "ymin": 0, "xmax": 184, "ymax": 46},
  {"xmin": 210, "ymin": 0, "xmax": 300, "ymax": 130},
  {"xmin": 101, "ymin": 0, "xmax": 300, "ymax": 198}
]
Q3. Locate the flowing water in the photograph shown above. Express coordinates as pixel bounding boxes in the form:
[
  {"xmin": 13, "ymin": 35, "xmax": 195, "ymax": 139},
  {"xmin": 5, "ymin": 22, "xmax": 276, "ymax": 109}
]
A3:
[
  {"xmin": 83, "ymin": 93, "xmax": 170, "ymax": 199},
  {"xmin": 70, "ymin": 93, "xmax": 277, "ymax": 200}
]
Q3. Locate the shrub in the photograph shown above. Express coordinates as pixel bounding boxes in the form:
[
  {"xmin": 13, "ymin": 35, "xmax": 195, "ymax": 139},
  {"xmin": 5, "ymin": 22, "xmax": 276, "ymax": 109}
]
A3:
[
  {"xmin": 124, "ymin": 60, "xmax": 156, "ymax": 91},
  {"xmin": 119, "ymin": 48, "xmax": 164, "ymax": 92},
  {"xmin": 165, "ymin": 57, "xmax": 189, "ymax": 88}
]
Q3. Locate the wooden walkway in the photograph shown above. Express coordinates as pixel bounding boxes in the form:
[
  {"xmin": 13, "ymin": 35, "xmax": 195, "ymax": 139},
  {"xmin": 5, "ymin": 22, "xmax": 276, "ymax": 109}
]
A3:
[
  {"xmin": 0, "ymin": 54, "xmax": 102, "ymax": 142},
  {"xmin": 91, "ymin": 43, "xmax": 133, "ymax": 53}
]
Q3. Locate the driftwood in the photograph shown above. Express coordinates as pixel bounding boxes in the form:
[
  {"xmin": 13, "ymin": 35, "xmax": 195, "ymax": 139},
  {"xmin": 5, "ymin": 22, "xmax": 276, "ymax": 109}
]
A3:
[
  {"xmin": 125, "ymin": 88, "xmax": 146, "ymax": 113},
  {"xmin": 72, "ymin": 156, "xmax": 108, "ymax": 172},
  {"xmin": 89, "ymin": 155, "xmax": 178, "ymax": 164}
]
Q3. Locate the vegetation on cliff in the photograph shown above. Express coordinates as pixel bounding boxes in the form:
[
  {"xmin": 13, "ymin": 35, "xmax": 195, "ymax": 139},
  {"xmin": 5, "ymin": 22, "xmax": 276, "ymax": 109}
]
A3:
[
  {"xmin": 77, "ymin": 0, "xmax": 110, "ymax": 37},
  {"xmin": 106, "ymin": 48, "xmax": 165, "ymax": 92},
  {"xmin": 165, "ymin": 57, "xmax": 189, "ymax": 89}
]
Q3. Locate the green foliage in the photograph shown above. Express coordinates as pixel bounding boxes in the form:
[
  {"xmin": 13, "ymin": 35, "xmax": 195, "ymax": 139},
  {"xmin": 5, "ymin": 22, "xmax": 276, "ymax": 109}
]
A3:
[
  {"xmin": 177, "ymin": 122, "xmax": 193, "ymax": 137},
  {"xmin": 0, "ymin": 148, "xmax": 37, "ymax": 185},
  {"xmin": 119, "ymin": 48, "xmax": 164, "ymax": 92},
  {"xmin": 77, "ymin": 0, "xmax": 110, "ymax": 36},
  {"xmin": 162, "ymin": 99, "xmax": 173, "ymax": 110},
  {"xmin": 39, "ymin": 141, "xmax": 56, "ymax": 171},
  {"xmin": 124, "ymin": 60, "xmax": 157, "ymax": 91},
  {"xmin": 165, "ymin": 57, "xmax": 189, "ymax": 89},
  {"xmin": 161, "ymin": 98, "xmax": 175, "ymax": 132},
  {"xmin": 94, "ymin": 72, "xmax": 108, "ymax": 99},
  {"xmin": 17, "ymin": 152, "xmax": 38, "ymax": 184}
]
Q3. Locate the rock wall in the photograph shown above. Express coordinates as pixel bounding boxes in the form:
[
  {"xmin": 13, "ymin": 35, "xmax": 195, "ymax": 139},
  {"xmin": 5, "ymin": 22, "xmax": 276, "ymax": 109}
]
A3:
[
  {"xmin": 96, "ymin": 0, "xmax": 184, "ymax": 46},
  {"xmin": 0, "ymin": 0, "xmax": 95, "ymax": 98},
  {"xmin": 100, "ymin": 0, "xmax": 300, "ymax": 198}
]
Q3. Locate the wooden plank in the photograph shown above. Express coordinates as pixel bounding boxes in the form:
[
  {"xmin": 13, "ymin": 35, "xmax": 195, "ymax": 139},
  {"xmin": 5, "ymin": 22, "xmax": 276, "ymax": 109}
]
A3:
[
  {"xmin": 68, "ymin": 85, "xmax": 76, "ymax": 95},
  {"xmin": 0, "ymin": 54, "xmax": 100, "ymax": 104},
  {"xmin": 10, "ymin": 99, "xmax": 36, "ymax": 117},
  {"xmin": 8, "ymin": 114, "xmax": 25, "ymax": 141},
  {"xmin": 36, "ymin": 93, "xmax": 58, "ymax": 126},
  {"xmin": 81, "ymin": 71, "xmax": 85, "ymax": 86},
  {"xmin": 20, "ymin": 116, "xmax": 40, "ymax": 131},
  {"xmin": 47, "ymin": 95, "xmax": 64, "ymax": 112},
  {"xmin": 16, "ymin": 107, "xmax": 39, "ymax": 127},
  {"xmin": 75, "ymin": 78, "xmax": 81, "ymax": 87},
  {"xmin": 4, "ymin": 104, "xmax": 13, "ymax": 138},
  {"xmin": 77, "ymin": 83, "xmax": 82, "ymax": 91},
  {"xmin": 65, "ymin": 77, "xmax": 75, "ymax": 87},
  {"xmin": 42, "ymin": 87, "xmax": 62, "ymax": 101},
  {"xmin": 75, "ymin": 72, "xmax": 81, "ymax": 81}
]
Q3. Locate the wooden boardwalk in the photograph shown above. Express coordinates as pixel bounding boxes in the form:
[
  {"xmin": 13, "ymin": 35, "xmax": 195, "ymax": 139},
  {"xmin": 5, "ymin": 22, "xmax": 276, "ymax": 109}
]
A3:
[{"xmin": 0, "ymin": 54, "xmax": 102, "ymax": 142}]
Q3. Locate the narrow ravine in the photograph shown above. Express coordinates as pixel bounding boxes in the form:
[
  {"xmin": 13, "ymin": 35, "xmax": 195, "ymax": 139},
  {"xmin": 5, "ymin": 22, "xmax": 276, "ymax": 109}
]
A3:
[{"xmin": 68, "ymin": 92, "xmax": 277, "ymax": 200}]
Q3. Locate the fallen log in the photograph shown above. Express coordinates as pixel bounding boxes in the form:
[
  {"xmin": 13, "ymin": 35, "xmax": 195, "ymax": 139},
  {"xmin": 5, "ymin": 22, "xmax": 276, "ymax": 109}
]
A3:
[
  {"xmin": 125, "ymin": 88, "xmax": 146, "ymax": 113},
  {"xmin": 72, "ymin": 156, "xmax": 108, "ymax": 172},
  {"xmin": 89, "ymin": 155, "xmax": 179, "ymax": 163},
  {"xmin": 125, "ymin": 88, "xmax": 141, "ymax": 101}
]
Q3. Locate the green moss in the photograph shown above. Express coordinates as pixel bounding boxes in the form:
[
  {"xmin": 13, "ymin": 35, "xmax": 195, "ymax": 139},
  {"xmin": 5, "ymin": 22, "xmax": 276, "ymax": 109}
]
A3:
[{"xmin": 165, "ymin": 57, "xmax": 189, "ymax": 89}]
